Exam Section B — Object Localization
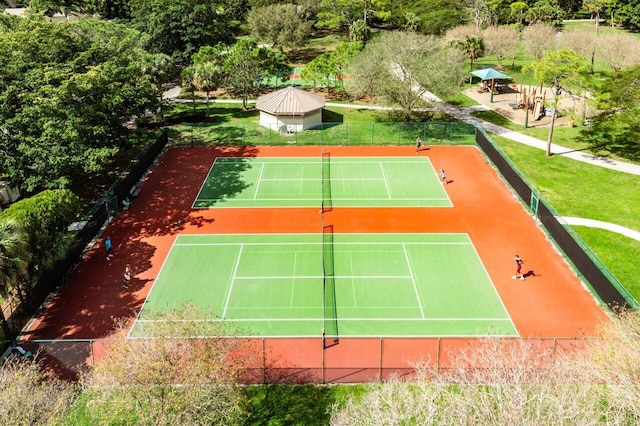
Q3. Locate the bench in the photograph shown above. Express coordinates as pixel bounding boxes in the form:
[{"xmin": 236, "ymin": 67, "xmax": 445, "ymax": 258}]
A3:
[
  {"xmin": 130, "ymin": 183, "xmax": 141, "ymax": 198},
  {"xmin": 11, "ymin": 345, "xmax": 32, "ymax": 358}
]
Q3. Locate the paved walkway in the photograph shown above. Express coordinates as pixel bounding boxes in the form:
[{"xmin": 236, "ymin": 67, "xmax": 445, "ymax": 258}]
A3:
[
  {"xmin": 163, "ymin": 86, "xmax": 640, "ymax": 241},
  {"xmin": 562, "ymin": 217, "xmax": 640, "ymax": 242}
]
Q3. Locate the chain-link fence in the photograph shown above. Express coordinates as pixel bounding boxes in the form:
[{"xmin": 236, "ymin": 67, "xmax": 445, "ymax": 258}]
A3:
[
  {"xmin": 9, "ymin": 336, "xmax": 589, "ymax": 383},
  {"xmin": 170, "ymin": 122, "xmax": 476, "ymax": 146},
  {"xmin": 475, "ymin": 127, "xmax": 637, "ymax": 309}
]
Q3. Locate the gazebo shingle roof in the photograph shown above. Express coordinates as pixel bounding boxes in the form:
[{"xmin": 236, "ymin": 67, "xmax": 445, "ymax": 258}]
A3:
[{"xmin": 256, "ymin": 86, "xmax": 325, "ymax": 115}]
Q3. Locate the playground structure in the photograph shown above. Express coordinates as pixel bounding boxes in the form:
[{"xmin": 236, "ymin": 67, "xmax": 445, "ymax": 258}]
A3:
[
  {"xmin": 511, "ymin": 83, "xmax": 548, "ymax": 122},
  {"xmin": 464, "ymin": 83, "xmax": 592, "ymax": 129}
]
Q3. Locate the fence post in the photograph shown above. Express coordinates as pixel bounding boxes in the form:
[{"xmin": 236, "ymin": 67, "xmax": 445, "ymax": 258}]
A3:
[
  {"xmin": 379, "ymin": 337, "xmax": 383, "ymax": 382},
  {"xmin": 262, "ymin": 338, "xmax": 266, "ymax": 384},
  {"xmin": 437, "ymin": 337, "xmax": 441, "ymax": 373},
  {"xmin": 346, "ymin": 123, "xmax": 349, "ymax": 145},
  {"xmin": 90, "ymin": 339, "xmax": 94, "ymax": 367},
  {"xmin": 322, "ymin": 338, "xmax": 325, "ymax": 384},
  {"xmin": 371, "ymin": 122, "xmax": 375, "ymax": 145}
]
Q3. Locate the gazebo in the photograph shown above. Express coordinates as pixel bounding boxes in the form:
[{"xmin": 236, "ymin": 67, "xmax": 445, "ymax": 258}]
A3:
[
  {"xmin": 470, "ymin": 67, "xmax": 512, "ymax": 103},
  {"xmin": 256, "ymin": 87, "xmax": 325, "ymax": 133}
]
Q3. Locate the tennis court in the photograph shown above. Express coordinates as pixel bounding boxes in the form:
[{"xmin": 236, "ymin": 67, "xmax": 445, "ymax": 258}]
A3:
[
  {"xmin": 193, "ymin": 156, "xmax": 451, "ymax": 208},
  {"xmin": 130, "ymin": 233, "xmax": 516, "ymax": 338}
]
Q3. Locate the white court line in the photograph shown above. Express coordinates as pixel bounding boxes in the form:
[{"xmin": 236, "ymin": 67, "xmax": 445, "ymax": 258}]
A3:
[
  {"xmin": 233, "ymin": 275, "xmax": 413, "ymax": 280},
  {"xmin": 291, "ymin": 252, "xmax": 298, "ymax": 307},
  {"xmin": 222, "ymin": 244, "xmax": 243, "ymax": 320},
  {"xmin": 379, "ymin": 162, "xmax": 392, "ymax": 198},
  {"xmin": 192, "ymin": 157, "xmax": 223, "ymax": 209},
  {"xmin": 259, "ymin": 178, "xmax": 386, "ymax": 181},
  {"xmin": 216, "ymin": 158, "xmax": 430, "ymax": 165},
  {"xmin": 174, "ymin": 241, "xmax": 472, "ymax": 247},
  {"xmin": 137, "ymin": 317, "xmax": 513, "ymax": 323},
  {"xmin": 196, "ymin": 197, "xmax": 450, "ymax": 202},
  {"xmin": 403, "ymin": 243, "xmax": 425, "ymax": 319},
  {"xmin": 467, "ymin": 234, "xmax": 519, "ymax": 335},
  {"xmin": 253, "ymin": 163, "xmax": 265, "ymax": 199},
  {"xmin": 127, "ymin": 235, "xmax": 180, "ymax": 339}
]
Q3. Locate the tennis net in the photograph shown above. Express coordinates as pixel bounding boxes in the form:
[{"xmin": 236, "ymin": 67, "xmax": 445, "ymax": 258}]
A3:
[
  {"xmin": 322, "ymin": 223, "xmax": 339, "ymax": 348},
  {"xmin": 321, "ymin": 152, "xmax": 332, "ymax": 213}
]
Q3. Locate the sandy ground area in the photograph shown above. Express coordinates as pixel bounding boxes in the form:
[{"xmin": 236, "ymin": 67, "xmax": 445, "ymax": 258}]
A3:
[{"xmin": 463, "ymin": 84, "xmax": 588, "ymax": 129}]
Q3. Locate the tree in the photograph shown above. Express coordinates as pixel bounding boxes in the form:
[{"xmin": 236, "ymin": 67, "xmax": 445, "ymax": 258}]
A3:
[
  {"xmin": 27, "ymin": 0, "xmax": 88, "ymax": 16},
  {"xmin": 301, "ymin": 53, "xmax": 335, "ymax": 89},
  {"xmin": 402, "ymin": 12, "xmax": 420, "ymax": 31},
  {"xmin": 82, "ymin": 305, "xmax": 254, "ymax": 424},
  {"xmin": 613, "ymin": 0, "xmax": 640, "ymax": 31},
  {"xmin": 558, "ymin": 27, "xmax": 598, "ymax": 61},
  {"xmin": 346, "ymin": 31, "xmax": 466, "ymax": 121},
  {"xmin": 247, "ymin": 3, "xmax": 313, "ymax": 53},
  {"xmin": 0, "ymin": 17, "xmax": 171, "ymax": 193},
  {"xmin": 597, "ymin": 32, "xmax": 640, "ymax": 73},
  {"xmin": 316, "ymin": 0, "xmax": 364, "ymax": 29},
  {"xmin": 0, "ymin": 190, "xmax": 80, "ymax": 310},
  {"xmin": 522, "ymin": 22, "xmax": 557, "ymax": 60},
  {"xmin": 509, "ymin": 1, "xmax": 529, "ymax": 24},
  {"xmin": 455, "ymin": 35, "xmax": 485, "ymax": 74},
  {"xmin": 583, "ymin": 0, "xmax": 610, "ymax": 35},
  {"xmin": 0, "ymin": 357, "xmax": 77, "ymax": 424},
  {"xmin": 330, "ymin": 310, "xmax": 640, "ymax": 424},
  {"xmin": 221, "ymin": 39, "xmax": 288, "ymax": 109},
  {"xmin": 526, "ymin": 0, "xmax": 565, "ymax": 24},
  {"xmin": 330, "ymin": 41, "xmax": 365, "ymax": 90},
  {"xmin": 88, "ymin": 0, "xmax": 132, "ymax": 20},
  {"xmin": 445, "ymin": 26, "xmax": 485, "ymax": 75},
  {"xmin": 524, "ymin": 49, "xmax": 589, "ymax": 156},
  {"xmin": 584, "ymin": 64, "xmax": 640, "ymax": 160},
  {"xmin": 128, "ymin": 0, "xmax": 239, "ymax": 65},
  {"xmin": 182, "ymin": 61, "xmax": 223, "ymax": 117},
  {"xmin": 482, "ymin": 25, "xmax": 520, "ymax": 67},
  {"xmin": 348, "ymin": 19, "xmax": 371, "ymax": 43},
  {"xmin": 467, "ymin": 0, "xmax": 492, "ymax": 28},
  {"xmin": 0, "ymin": 219, "xmax": 31, "ymax": 337},
  {"xmin": 417, "ymin": 2, "xmax": 468, "ymax": 35}
]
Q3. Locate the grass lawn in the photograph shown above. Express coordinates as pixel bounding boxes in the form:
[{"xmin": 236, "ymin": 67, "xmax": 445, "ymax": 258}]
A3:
[
  {"xmin": 59, "ymin": 383, "xmax": 369, "ymax": 425},
  {"xmin": 469, "ymin": 108, "xmax": 633, "ymax": 165}
]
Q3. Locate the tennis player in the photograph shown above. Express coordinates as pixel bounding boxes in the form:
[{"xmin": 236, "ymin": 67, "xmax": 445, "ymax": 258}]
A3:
[{"xmin": 513, "ymin": 255, "xmax": 525, "ymax": 280}]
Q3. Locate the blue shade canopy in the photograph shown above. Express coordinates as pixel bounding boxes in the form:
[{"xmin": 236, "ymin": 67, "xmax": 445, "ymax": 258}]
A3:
[{"xmin": 470, "ymin": 68, "xmax": 511, "ymax": 81}]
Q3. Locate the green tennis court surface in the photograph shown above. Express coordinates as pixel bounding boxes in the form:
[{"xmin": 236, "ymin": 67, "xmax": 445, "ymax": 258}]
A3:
[
  {"xmin": 193, "ymin": 157, "xmax": 451, "ymax": 208},
  {"xmin": 130, "ymin": 233, "xmax": 517, "ymax": 338}
]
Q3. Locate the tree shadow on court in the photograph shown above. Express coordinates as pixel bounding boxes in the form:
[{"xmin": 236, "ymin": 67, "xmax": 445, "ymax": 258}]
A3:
[
  {"xmin": 118, "ymin": 144, "xmax": 259, "ymax": 238},
  {"xmin": 25, "ymin": 238, "xmax": 157, "ymax": 340}
]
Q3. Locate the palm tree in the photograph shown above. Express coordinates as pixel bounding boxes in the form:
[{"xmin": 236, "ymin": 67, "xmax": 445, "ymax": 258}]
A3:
[
  {"xmin": 349, "ymin": 19, "xmax": 371, "ymax": 43},
  {"xmin": 0, "ymin": 219, "xmax": 31, "ymax": 337},
  {"xmin": 192, "ymin": 62, "xmax": 223, "ymax": 118},
  {"xmin": 446, "ymin": 34, "xmax": 485, "ymax": 82},
  {"xmin": 462, "ymin": 35, "xmax": 485, "ymax": 73}
]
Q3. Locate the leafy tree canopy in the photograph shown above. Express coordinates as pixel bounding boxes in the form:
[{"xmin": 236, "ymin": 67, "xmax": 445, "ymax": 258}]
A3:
[
  {"xmin": 221, "ymin": 38, "xmax": 288, "ymax": 108},
  {"xmin": 585, "ymin": 64, "xmax": 640, "ymax": 161},
  {"xmin": 0, "ymin": 17, "xmax": 171, "ymax": 193},
  {"xmin": 247, "ymin": 3, "xmax": 313, "ymax": 53},
  {"xmin": 0, "ymin": 189, "xmax": 80, "ymax": 275},
  {"xmin": 128, "ymin": 0, "xmax": 243, "ymax": 65},
  {"xmin": 346, "ymin": 31, "xmax": 466, "ymax": 120}
]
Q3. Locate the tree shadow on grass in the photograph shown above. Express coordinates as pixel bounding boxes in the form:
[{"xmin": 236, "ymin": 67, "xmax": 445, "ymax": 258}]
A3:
[{"xmin": 243, "ymin": 383, "xmax": 336, "ymax": 426}]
